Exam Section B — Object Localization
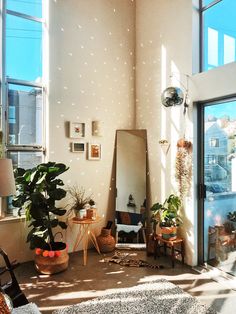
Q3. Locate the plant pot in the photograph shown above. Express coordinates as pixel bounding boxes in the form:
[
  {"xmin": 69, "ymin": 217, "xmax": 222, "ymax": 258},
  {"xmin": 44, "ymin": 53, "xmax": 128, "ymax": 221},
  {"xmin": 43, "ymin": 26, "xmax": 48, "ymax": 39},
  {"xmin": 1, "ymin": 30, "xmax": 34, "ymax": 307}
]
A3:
[
  {"xmin": 96, "ymin": 228, "xmax": 115, "ymax": 253},
  {"xmin": 75, "ymin": 209, "xmax": 86, "ymax": 219},
  {"xmin": 35, "ymin": 242, "xmax": 69, "ymax": 275},
  {"xmin": 161, "ymin": 226, "xmax": 177, "ymax": 241}
]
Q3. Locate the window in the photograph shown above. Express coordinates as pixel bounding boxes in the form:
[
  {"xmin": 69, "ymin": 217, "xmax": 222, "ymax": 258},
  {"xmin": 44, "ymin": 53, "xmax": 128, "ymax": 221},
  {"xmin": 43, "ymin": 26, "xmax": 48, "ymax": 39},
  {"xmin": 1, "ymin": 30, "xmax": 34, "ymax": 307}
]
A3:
[
  {"xmin": 209, "ymin": 138, "xmax": 219, "ymax": 147},
  {"xmin": 200, "ymin": 0, "xmax": 236, "ymax": 71},
  {"xmin": 1, "ymin": 1, "xmax": 45, "ymax": 215}
]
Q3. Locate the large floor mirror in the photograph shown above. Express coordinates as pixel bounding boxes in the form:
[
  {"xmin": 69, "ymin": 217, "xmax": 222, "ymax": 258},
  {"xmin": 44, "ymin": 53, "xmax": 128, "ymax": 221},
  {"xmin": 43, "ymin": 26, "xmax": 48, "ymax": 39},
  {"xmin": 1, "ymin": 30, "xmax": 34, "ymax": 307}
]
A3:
[{"xmin": 115, "ymin": 129, "xmax": 147, "ymax": 246}]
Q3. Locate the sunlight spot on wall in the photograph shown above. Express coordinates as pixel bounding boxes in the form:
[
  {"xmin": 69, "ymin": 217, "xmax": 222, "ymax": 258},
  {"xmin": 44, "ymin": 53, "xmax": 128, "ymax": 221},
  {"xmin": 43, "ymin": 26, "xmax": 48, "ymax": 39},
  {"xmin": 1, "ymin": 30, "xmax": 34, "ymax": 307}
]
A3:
[
  {"xmin": 140, "ymin": 43, "xmax": 144, "ymax": 47},
  {"xmin": 81, "ymin": 45, "xmax": 84, "ymax": 49},
  {"xmin": 108, "ymin": 31, "xmax": 112, "ymax": 36},
  {"xmin": 68, "ymin": 52, "xmax": 73, "ymax": 56},
  {"xmin": 113, "ymin": 8, "xmax": 116, "ymax": 13},
  {"xmin": 58, "ymin": 67, "xmax": 62, "ymax": 71},
  {"xmin": 63, "ymin": 86, "xmax": 68, "ymax": 90},
  {"xmin": 77, "ymin": 24, "xmax": 82, "ymax": 29},
  {"xmin": 60, "ymin": 114, "xmax": 64, "ymax": 118},
  {"xmin": 51, "ymin": 151, "xmax": 54, "ymax": 154},
  {"xmin": 94, "ymin": 17, "xmax": 98, "ymax": 22},
  {"xmin": 57, "ymin": 101, "xmax": 61, "ymax": 104},
  {"xmin": 84, "ymin": 62, "xmax": 88, "ymax": 66},
  {"xmin": 90, "ymin": 36, "xmax": 94, "ymax": 40},
  {"xmin": 161, "ymin": 45, "xmax": 167, "ymax": 91},
  {"xmin": 127, "ymin": 28, "xmax": 130, "ymax": 32},
  {"xmin": 80, "ymin": 172, "xmax": 85, "ymax": 176},
  {"xmin": 61, "ymin": 27, "xmax": 64, "ymax": 32},
  {"xmin": 71, "ymin": 103, "xmax": 75, "ymax": 106}
]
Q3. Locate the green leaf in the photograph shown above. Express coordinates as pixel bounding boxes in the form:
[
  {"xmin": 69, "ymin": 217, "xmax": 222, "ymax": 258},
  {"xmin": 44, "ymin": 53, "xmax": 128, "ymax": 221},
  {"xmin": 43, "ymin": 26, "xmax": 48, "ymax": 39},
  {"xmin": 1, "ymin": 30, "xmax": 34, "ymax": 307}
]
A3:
[
  {"xmin": 58, "ymin": 221, "xmax": 67, "ymax": 229},
  {"xmin": 50, "ymin": 219, "xmax": 59, "ymax": 228},
  {"xmin": 50, "ymin": 208, "xmax": 67, "ymax": 216}
]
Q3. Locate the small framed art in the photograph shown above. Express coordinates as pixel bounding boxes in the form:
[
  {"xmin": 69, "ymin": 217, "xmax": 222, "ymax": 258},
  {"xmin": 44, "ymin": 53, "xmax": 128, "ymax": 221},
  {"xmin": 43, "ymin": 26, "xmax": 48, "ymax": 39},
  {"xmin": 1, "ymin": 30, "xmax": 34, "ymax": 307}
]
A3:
[
  {"xmin": 88, "ymin": 143, "xmax": 101, "ymax": 160},
  {"xmin": 71, "ymin": 142, "xmax": 85, "ymax": 153},
  {"xmin": 69, "ymin": 122, "xmax": 85, "ymax": 138}
]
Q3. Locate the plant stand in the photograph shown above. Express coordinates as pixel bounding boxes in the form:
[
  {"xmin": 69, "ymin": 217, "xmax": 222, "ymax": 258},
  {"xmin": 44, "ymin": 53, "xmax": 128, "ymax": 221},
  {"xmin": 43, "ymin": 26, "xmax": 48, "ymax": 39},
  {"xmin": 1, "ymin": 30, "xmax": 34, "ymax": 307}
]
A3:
[{"xmin": 154, "ymin": 234, "xmax": 184, "ymax": 268}]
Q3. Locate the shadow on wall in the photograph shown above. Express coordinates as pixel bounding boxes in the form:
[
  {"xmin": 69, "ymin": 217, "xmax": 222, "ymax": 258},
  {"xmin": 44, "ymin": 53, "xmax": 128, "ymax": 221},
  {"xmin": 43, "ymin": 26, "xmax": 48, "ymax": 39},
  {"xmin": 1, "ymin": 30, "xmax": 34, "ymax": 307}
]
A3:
[{"xmin": 105, "ymin": 140, "xmax": 116, "ymax": 234}]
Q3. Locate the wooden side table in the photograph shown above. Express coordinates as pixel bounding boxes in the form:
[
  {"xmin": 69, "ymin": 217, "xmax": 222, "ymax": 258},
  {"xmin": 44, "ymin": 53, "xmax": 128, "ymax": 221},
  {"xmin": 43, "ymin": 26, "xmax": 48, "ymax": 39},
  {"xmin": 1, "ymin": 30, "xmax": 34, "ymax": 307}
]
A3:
[
  {"xmin": 72, "ymin": 216, "xmax": 102, "ymax": 266},
  {"xmin": 154, "ymin": 234, "xmax": 184, "ymax": 268}
]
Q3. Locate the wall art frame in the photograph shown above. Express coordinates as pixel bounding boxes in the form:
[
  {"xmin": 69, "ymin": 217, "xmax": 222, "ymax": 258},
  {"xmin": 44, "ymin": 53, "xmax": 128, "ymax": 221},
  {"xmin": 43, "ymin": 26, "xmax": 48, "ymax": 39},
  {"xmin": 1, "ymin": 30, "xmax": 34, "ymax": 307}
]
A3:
[
  {"xmin": 69, "ymin": 122, "xmax": 85, "ymax": 138},
  {"xmin": 87, "ymin": 143, "xmax": 101, "ymax": 160},
  {"xmin": 71, "ymin": 142, "xmax": 85, "ymax": 153}
]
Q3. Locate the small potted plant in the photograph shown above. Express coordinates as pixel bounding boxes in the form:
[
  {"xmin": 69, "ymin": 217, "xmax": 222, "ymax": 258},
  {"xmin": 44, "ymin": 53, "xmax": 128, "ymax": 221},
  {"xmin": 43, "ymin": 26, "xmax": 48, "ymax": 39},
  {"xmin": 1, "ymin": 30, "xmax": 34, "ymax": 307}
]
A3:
[
  {"xmin": 67, "ymin": 186, "xmax": 92, "ymax": 219},
  {"xmin": 150, "ymin": 194, "xmax": 182, "ymax": 240},
  {"xmin": 12, "ymin": 162, "xmax": 69, "ymax": 274}
]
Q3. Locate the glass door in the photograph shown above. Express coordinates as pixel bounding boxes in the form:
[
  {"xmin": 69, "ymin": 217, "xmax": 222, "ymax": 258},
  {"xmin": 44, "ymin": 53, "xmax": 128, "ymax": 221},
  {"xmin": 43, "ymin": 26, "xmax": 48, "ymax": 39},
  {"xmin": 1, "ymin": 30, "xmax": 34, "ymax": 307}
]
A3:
[{"xmin": 202, "ymin": 98, "xmax": 236, "ymax": 276}]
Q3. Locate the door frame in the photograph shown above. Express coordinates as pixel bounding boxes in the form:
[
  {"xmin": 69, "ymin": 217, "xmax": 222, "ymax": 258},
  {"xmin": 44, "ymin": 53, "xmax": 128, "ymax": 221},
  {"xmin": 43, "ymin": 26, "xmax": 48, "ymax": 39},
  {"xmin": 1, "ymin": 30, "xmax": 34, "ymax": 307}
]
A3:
[{"xmin": 196, "ymin": 93, "xmax": 236, "ymax": 265}]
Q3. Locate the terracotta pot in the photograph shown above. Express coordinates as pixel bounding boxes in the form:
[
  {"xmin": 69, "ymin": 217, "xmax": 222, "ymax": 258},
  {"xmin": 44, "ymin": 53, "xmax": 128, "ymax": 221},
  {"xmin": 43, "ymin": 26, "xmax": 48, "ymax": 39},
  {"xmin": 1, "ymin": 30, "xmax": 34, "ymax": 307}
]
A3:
[
  {"xmin": 86, "ymin": 208, "xmax": 94, "ymax": 219},
  {"xmin": 177, "ymin": 138, "xmax": 192, "ymax": 153},
  {"xmin": 97, "ymin": 228, "xmax": 115, "ymax": 253},
  {"xmin": 161, "ymin": 226, "xmax": 177, "ymax": 241},
  {"xmin": 35, "ymin": 242, "xmax": 69, "ymax": 275}
]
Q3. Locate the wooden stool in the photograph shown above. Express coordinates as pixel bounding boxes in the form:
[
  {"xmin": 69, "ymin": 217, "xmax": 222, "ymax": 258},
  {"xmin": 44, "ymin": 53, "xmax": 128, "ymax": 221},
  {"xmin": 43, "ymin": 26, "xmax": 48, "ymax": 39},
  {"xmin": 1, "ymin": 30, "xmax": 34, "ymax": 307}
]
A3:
[{"xmin": 154, "ymin": 234, "xmax": 185, "ymax": 268}]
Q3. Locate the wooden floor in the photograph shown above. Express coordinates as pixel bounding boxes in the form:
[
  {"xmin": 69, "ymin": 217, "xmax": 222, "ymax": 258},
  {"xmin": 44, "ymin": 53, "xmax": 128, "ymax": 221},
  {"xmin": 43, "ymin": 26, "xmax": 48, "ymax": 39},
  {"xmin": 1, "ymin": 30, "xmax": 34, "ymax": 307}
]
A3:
[{"xmin": 14, "ymin": 249, "xmax": 236, "ymax": 314}]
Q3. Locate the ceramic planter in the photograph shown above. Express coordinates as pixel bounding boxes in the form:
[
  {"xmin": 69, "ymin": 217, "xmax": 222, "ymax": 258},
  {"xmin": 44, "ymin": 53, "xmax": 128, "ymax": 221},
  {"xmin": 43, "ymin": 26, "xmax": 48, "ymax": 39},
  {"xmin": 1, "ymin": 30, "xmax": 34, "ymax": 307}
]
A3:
[{"xmin": 161, "ymin": 226, "xmax": 177, "ymax": 241}]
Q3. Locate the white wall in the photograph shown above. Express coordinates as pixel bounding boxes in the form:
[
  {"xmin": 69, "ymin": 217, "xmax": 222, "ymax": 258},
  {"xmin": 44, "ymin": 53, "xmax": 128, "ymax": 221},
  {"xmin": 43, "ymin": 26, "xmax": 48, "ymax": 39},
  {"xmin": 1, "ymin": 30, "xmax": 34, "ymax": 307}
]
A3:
[
  {"xmin": 135, "ymin": 0, "xmax": 196, "ymax": 265},
  {"xmin": 135, "ymin": 0, "xmax": 236, "ymax": 266},
  {"xmin": 0, "ymin": 0, "xmax": 136, "ymax": 263}
]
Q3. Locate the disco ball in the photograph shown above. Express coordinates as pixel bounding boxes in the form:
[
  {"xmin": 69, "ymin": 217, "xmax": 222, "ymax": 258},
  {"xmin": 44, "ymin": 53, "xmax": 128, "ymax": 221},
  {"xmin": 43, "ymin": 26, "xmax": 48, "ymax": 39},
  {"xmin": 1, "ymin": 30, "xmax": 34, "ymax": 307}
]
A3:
[{"xmin": 161, "ymin": 87, "xmax": 184, "ymax": 107}]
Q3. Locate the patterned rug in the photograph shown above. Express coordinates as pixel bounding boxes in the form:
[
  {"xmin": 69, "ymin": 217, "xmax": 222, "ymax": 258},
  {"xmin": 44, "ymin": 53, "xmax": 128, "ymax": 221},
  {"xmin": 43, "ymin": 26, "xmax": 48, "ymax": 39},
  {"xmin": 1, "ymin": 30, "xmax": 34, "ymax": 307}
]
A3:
[
  {"xmin": 103, "ymin": 250, "xmax": 164, "ymax": 269},
  {"xmin": 53, "ymin": 279, "xmax": 216, "ymax": 314}
]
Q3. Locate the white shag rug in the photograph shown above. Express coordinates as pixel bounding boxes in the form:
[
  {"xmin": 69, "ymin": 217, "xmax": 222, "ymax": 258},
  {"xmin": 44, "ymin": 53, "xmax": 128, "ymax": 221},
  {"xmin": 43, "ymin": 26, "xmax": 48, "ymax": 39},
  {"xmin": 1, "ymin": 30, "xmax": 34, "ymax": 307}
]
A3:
[{"xmin": 53, "ymin": 279, "xmax": 216, "ymax": 314}]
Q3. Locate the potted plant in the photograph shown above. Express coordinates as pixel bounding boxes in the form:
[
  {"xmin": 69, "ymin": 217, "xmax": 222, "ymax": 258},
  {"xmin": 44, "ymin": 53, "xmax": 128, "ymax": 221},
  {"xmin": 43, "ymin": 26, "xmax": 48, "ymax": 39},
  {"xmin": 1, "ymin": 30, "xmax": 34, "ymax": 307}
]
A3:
[
  {"xmin": 151, "ymin": 194, "xmax": 182, "ymax": 240},
  {"xmin": 12, "ymin": 162, "xmax": 69, "ymax": 274},
  {"xmin": 67, "ymin": 186, "xmax": 92, "ymax": 219}
]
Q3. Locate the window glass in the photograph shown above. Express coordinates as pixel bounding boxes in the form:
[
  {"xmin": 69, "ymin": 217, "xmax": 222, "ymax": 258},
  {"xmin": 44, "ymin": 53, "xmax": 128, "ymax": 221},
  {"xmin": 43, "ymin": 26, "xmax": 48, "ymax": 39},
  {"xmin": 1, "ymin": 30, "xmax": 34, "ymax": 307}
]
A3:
[
  {"xmin": 8, "ymin": 151, "xmax": 43, "ymax": 170},
  {"xmin": 6, "ymin": 14, "xmax": 42, "ymax": 81},
  {"xmin": 7, "ymin": 0, "xmax": 42, "ymax": 18},
  {"xmin": 8, "ymin": 84, "xmax": 43, "ymax": 146},
  {"xmin": 202, "ymin": 0, "xmax": 216, "ymax": 6},
  {"xmin": 202, "ymin": 0, "xmax": 236, "ymax": 71}
]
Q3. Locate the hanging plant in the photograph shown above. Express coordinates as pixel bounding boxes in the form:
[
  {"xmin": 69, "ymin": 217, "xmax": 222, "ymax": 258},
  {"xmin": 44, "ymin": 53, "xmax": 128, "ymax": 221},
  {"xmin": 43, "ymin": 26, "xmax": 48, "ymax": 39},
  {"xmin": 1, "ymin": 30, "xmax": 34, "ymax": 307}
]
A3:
[{"xmin": 175, "ymin": 138, "xmax": 193, "ymax": 199}]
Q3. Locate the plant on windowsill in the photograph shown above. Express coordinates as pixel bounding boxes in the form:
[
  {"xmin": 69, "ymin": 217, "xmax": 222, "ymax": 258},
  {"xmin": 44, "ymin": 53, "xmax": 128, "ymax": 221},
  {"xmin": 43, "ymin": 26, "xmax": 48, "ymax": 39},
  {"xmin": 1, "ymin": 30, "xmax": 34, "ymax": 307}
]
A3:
[
  {"xmin": 150, "ymin": 194, "xmax": 182, "ymax": 240},
  {"xmin": 12, "ymin": 161, "xmax": 69, "ymax": 274}
]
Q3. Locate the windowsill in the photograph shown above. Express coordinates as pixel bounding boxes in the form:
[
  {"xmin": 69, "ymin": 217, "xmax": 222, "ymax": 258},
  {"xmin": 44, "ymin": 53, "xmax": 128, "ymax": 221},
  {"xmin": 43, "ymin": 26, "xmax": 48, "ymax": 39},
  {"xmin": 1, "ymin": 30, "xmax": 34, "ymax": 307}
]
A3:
[{"xmin": 0, "ymin": 215, "xmax": 26, "ymax": 224}]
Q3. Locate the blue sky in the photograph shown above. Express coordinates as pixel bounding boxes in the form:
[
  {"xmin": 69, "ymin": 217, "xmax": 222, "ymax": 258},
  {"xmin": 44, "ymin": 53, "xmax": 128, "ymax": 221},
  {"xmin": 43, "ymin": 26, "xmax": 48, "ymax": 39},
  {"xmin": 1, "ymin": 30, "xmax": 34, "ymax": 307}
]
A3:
[
  {"xmin": 205, "ymin": 101, "xmax": 236, "ymax": 119},
  {"xmin": 6, "ymin": 0, "xmax": 42, "ymax": 82}
]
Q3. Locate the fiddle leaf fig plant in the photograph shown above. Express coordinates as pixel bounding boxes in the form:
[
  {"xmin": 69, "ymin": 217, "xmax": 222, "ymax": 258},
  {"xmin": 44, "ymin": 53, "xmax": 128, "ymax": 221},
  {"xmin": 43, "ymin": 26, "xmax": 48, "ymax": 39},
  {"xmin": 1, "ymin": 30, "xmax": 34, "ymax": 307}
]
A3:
[{"xmin": 12, "ymin": 162, "xmax": 69, "ymax": 250}]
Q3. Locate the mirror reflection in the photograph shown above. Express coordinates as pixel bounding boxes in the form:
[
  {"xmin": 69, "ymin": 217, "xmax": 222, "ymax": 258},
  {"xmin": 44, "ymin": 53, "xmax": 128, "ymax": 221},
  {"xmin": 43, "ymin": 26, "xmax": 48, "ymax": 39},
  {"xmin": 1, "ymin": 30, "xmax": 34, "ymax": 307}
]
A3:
[{"xmin": 115, "ymin": 130, "xmax": 147, "ymax": 245}]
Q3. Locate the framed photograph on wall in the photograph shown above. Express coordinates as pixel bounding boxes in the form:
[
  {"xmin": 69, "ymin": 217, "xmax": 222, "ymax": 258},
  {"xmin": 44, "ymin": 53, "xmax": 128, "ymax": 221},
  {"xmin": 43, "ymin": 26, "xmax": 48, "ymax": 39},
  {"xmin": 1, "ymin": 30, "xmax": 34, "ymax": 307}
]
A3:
[
  {"xmin": 71, "ymin": 142, "xmax": 85, "ymax": 153},
  {"xmin": 88, "ymin": 143, "xmax": 101, "ymax": 160},
  {"xmin": 69, "ymin": 122, "xmax": 85, "ymax": 138}
]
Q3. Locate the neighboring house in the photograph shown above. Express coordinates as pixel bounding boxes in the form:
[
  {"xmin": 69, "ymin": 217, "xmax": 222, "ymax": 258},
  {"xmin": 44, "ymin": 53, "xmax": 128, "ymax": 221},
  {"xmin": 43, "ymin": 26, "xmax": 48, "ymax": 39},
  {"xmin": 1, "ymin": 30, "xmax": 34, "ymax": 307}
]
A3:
[{"xmin": 205, "ymin": 122, "xmax": 229, "ymax": 187}]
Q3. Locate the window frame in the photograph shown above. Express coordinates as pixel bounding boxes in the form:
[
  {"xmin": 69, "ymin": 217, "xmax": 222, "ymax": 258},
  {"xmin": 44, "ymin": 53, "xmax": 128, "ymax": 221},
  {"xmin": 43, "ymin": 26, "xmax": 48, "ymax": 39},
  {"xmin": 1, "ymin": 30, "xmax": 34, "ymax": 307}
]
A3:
[
  {"xmin": 1, "ymin": 0, "xmax": 46, "ymax": 216},
  {"xmin": 200, "ymin": 0, "xmax": 224, "ymax": 72}
]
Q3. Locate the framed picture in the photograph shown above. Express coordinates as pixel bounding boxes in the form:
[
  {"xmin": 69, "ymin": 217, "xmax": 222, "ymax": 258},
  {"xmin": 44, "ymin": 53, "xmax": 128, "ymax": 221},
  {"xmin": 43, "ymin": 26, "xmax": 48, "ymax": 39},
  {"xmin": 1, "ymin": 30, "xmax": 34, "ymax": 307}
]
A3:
[
  {"xmin": 88, "ymin": 143, "xmax": 101, "ymax": 160},
  {"xmin": 71, "ymin": 142, "xmax": 85, "ymax": 153},
  {"xmin": 69, "ymin": 122, "xmax": 85, "ymax": 138}
]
